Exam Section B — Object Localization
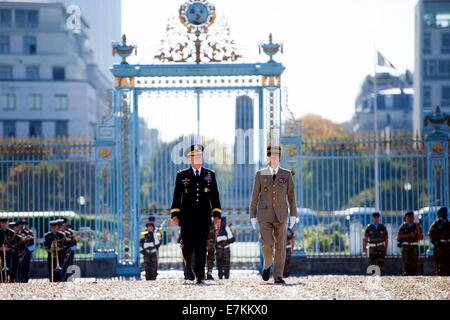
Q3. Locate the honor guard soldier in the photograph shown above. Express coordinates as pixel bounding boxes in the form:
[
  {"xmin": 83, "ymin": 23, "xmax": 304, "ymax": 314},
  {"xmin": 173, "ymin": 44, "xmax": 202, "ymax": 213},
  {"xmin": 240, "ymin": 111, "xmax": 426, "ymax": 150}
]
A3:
[
  {"xmin": 140, "ymin": 222, "xmax": 160, "ymax": 280},
  {"xmin": 9, "ymin": 222, "xmax": 25, "ymax": 282},
  {"xmin": 283, "ymin": 227, "xmax": 295, "ymax": 278},
  {"xmin": 215, "ymin": 216, "xmax": 235, "ymax": 280},
  {"xmin": 428, "ymin": 207, "xmax": 450, "ymax": 276},
  {"xmin": 170, "ymin": 144, "xmax": 222, "ymax": 285},
  {"xmin": 17, "ymin": 220, "xmax": 34, "ymax": 283},
  {"xmin": 363, "ymin": 212, "xmax": 388, "ymax": 275},
  {"xmin": 141, "ymin": 216, "xmax": 165, "ymax": 258},
  {"xmin": 206, "ymin": 219, "xmax": 218, "ymax": 280},
  {"xmin": 58, "ymin": 218, "xmax": 77, "ymax": 281},
  {"xmin": 0, "ymin": 218, "xmax": 15, "ymax": 283},
  {"xmin": 44, "ymin": 220, "xmax": 67, "ymax": 282},
  {"xmin": 397, "ymin": 212, "xmax": 423, "ymax": 276}
]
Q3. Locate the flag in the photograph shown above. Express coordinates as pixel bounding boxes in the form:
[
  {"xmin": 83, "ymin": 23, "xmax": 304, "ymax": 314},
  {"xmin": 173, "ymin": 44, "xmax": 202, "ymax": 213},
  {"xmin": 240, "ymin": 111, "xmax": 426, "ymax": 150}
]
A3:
[{"xmin": 377, "ymin": 51, "xmax": 397, "ymax": 70}]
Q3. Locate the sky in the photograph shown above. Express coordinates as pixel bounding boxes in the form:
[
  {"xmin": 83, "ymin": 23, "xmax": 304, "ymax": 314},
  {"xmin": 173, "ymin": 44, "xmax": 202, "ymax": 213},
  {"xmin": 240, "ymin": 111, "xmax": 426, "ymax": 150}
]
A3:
[{"xmin": 122, "ymin": 0, "xmax": 418, "ymax": 125}]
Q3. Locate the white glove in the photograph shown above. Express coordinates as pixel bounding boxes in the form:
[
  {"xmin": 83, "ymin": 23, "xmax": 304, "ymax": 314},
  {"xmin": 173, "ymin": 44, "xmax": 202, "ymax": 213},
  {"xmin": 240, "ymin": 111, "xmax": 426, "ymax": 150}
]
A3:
[
  {"xmin": 250, "ymin": 218, "xmax": 258, "ymax": 230},
  {"xmin": 289, "ymin": 216, "xmax": 298, "ymax": 228}
]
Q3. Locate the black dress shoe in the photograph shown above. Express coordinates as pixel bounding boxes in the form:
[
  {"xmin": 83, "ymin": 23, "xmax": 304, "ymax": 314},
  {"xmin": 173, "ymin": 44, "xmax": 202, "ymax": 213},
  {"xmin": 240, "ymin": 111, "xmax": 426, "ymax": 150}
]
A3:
[
  {"xmin": 184, "ymin": 270, "xmax": 195, "ymax": 281},
  {"xmin": 274, "ymin": 277, "xmax": 286, "ymax": 284},
  {"xmin": 206, "ymin": 273, "xmax": 214, "ymax": 280},
  {"xmin": 262, "ymin": 268, "xmax": 270, "ymax": 281},
  {"xmin": 196, "ymin": 278, "xmax": 205, "ymax": 285}
]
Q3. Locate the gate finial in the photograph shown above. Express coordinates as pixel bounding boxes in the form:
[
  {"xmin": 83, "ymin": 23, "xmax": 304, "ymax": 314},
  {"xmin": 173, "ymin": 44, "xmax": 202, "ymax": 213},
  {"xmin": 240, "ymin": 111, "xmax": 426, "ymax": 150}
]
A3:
[
  {"xmin": 260, "ymin": 33, "xmax": 283, "ymax": 62},
  {"xmin": 112, "ymin": 34, "xmax": 137, "ymax": 64}
]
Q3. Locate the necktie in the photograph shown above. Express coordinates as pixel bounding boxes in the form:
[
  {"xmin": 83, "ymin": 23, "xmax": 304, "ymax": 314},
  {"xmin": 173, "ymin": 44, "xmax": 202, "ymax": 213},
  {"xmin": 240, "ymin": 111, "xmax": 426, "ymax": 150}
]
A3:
[
  {"xmin": 272, "ymin": 172, "xmax": 276, "ymax": 181},
  {"xmin": 196, "ymin": 170, "xmax": 200, "ymax": 178}
]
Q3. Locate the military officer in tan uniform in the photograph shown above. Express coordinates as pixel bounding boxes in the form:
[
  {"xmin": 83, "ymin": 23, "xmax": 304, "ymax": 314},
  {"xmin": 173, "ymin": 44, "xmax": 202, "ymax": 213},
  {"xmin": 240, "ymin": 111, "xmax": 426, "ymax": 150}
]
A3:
[{"xmin": 249, "ymin": 146, "xmax": 298, "ymax": 284}]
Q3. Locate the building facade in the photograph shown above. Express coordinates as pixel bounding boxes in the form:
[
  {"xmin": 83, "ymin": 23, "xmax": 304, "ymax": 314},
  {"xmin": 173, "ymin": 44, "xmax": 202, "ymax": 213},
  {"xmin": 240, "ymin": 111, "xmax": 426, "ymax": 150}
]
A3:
[
  {"xmin": 44, "ymin": 0, "xmax": 122, "ymax": 81},
  {"xmin": 0, "ymin": 1, "xmax": 110, "ymax": 139},
  {"xmin": 351, "ymin": 72, "xmax": 414, "ymax": 133},
  {"xmin": 414, "ymin": 0, "xmax": 450, "ymax": 134}
]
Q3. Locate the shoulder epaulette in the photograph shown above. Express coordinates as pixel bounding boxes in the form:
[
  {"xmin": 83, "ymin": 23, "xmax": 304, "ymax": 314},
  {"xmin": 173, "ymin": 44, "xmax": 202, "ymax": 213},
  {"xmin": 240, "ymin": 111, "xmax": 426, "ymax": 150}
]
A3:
[
  {"xmin": 140, "ymin": 231, "xmax": 148, "ymax": 240},
  {"xmin": 204, "ymin": 168, "xmax": 215, "ymax": 174}
]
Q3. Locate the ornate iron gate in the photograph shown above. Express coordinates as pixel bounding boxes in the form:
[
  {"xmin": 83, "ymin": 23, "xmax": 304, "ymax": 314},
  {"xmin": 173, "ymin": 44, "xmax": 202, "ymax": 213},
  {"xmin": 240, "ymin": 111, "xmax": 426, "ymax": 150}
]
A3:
[{"xmin": 95, "ymin": 0, "xmax": 287, "ymax": 276}]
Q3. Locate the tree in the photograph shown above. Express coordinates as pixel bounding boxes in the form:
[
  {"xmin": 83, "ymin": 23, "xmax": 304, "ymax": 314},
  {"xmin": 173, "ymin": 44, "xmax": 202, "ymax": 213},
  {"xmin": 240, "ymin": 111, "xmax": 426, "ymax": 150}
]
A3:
[{"xmin": 298, "ymin": 114, "xmax": 349, "ymax": 141}]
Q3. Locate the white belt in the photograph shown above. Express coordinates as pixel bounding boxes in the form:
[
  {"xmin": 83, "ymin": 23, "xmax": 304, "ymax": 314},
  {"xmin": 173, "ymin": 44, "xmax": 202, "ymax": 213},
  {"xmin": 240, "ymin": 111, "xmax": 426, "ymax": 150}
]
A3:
[
  {"xmin": 402, "ymin": 242, "xmax": 419, "ymax": 246},
  {"xmin": 148, "ymin": 249, "xmax": 157, "ymax": 254},
  {"xmin": 217, "ymin": 245, "xmax": 230, "ymax": 249},
  {"xmin": 217, "ymin": 235, "xmax": 228, "ymax": 242},
  {"xmin": 368, "ymin": 243, "xmax": 384, "ymax": 247},
  {"xmin": 286, "ymin": 245, "xmax": 292, "ymax": 249},
  {"xmin": 143, "ymin": 242, "xmax": 155, "ymax": 249}
]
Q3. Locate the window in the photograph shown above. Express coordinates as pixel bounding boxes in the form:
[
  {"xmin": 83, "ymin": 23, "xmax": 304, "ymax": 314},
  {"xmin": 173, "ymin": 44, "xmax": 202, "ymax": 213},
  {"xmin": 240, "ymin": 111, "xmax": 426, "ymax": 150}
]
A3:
[
  {"xmin": 424, "ymin": 33, "xmax": 432, "ymax": 54},
  {"xmin": 385, "ymin": 95, "xmax": 394, "ymax": 109},
  {"xmin": 28, "ymin": 94, "xmax": 42, "ymax": 110},
  {"xmin": 26, "ymin": 66, "xmax": 39, "ymax": 80},
  {"xmin": 29, "ymin": 121, "xmax": 42, "ymax": 137},
  {"xmin": 54, "ymin": 94, "xmax": 68, "ymax": 110},
  {"xmin": 3, "ymin": 121, "xmax": 16, "ymax": 137},
  {"xmin": 23, "ymin": 36, "xmax": 37, "ymax": 55},
  {"xmin": 424, "ymin": 86, "xmax": 432, "ymax": 109},
  {"xmin": 1, "ymin": 94, "xmax": 16, "ymax": 110},
  {"xmin": 0, "ymin": 9, "xmax": 12, "ymax": 28},
  {"xmin": 442, "ymin": 33, "xmax": 450, "ymax": 54},
  {"xmin": 442, "ymin": 86, "xmax": 450, "ymax": 105},
  {"xmin": 53, "ymin": 67, "xmax": 65, "ymax": 80},
  {"xmin": 425, "ymin": 60, "xmax": 437, "ymax": 78},
  {"xmin": 55, "ymin": 121, "xmax": 68, "ymax": 137},
  {"xmin": 438, "ymin": 60, "xmax": 450, "ymax": 76},
  {"xmin": 0, "ymin": 36, "xmax": 9, "ymax": 54},
  {"xmin": 15, "ymin": 10, "xmax": 39, "ymax": 28},
  {"xmin": 0, "ymin": 65, "xmax": 12, "ymax": 79}
]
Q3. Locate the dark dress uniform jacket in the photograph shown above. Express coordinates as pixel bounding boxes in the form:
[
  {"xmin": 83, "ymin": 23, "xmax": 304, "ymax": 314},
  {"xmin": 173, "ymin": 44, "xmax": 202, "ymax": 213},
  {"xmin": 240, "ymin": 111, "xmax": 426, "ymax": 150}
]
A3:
[{"xmin": 171, "ymin": 167, "xmax": 222, "ymax": 224}]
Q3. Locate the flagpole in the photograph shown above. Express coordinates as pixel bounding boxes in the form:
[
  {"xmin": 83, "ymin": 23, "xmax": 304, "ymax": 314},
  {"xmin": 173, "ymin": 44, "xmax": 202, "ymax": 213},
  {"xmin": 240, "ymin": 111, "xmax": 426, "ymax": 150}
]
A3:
[{"xmin": 373, "ymin": 43, "xmax": 380, "ymax": 211}]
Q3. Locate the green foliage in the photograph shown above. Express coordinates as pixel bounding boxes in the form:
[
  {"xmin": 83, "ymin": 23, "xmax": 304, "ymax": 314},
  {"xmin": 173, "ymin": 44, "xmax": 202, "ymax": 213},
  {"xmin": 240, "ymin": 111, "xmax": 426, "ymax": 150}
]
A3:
[{"xmin": 303, "ymin": 225, "xmax": 348, "ymax": 254}]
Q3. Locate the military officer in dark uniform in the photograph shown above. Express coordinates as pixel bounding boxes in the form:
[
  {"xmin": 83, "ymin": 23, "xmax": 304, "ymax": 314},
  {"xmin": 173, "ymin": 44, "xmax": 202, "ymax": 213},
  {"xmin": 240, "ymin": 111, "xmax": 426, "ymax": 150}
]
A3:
[
  {"xmin": 363, "ymin": 212, "xmax": 388, "ymax": 276},
  {"xmin": 171, "ymin": 144, "xmax": 222, "ymax": 284},
  {"xmin": 397, "ymin": 212, "xmax": 423, "ymax": 276},
  {"xmin": 0, "ymin": 218, "xmax": 15, "ymax": 283},
  {"xmin": 44, "ymin": 221, "xmax": 67, "ymax": 282},
  {"xmin": 429, "ymin": 207, "xmax": 450, "ymax": 276},
  {"xmin": 17, "ymin": 220, "xmax": 34, "ymax": 283}
]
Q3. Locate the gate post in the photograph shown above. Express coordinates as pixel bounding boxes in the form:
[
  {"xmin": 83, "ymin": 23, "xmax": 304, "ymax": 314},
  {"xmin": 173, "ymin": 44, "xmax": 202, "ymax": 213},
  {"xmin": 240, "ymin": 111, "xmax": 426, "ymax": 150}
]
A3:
[
  {"xmin": 111, "ymin": 36, "xmax": 141, "ymax": 277},
  {"xmin": 94, "ymin": 89, "xmax": 118, "ymax": 260},
  {"xmin": 424, "ymin": 106, "xmax": 450, "ymax": 208}
]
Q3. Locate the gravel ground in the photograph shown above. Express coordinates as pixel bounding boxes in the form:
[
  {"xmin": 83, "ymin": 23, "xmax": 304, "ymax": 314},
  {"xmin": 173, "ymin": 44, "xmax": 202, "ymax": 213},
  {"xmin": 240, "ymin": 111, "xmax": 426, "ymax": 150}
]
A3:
[{"xmin": 1, "ymin": 271, "xmax": 449, "ymax": 300}]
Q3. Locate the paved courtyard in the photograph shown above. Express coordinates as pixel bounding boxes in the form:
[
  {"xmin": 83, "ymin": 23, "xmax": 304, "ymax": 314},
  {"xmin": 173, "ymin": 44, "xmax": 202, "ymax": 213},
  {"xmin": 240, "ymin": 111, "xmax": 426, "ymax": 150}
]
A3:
[{"xmin": 1, "ymin": 271, "xmax": 449, "ymax": 300}]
